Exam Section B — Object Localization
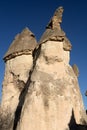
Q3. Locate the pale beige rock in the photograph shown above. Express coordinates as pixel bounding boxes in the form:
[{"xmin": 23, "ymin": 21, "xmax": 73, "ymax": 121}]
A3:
[
  {"xmin": 41, "ymin": 41, "xmax": 64, "ymax": 62},
  {"xmin": 16, "ymin": 40, "xmax": 86, "ymax": 130},
  {"xmin": 1, "ymin": 53, "xmax": 34, "ymax": 130},
  {"xmin": 2, "ymin": 54, "xmax": 33, "ymax": 105},
  {"xmin": 1, "ymin": 27, "xmax": 37, "ymax": 130},
  {"xmin": 15, "ymin": 6, "xmax": 87, "ymax": 130},
  {"xmin": 1, "ymin": 6, "xmax": 87, "ymax": 130}
]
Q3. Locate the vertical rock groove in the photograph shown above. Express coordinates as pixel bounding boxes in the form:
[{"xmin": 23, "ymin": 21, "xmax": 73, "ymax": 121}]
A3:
[{"xmin": 13, "ymin": 45, "xmax": 41, "ymax": 130}]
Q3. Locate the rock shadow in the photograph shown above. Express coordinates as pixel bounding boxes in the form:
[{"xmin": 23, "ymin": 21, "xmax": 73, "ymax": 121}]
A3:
[
  {"xmin": 69, "ymin": 110, "xmax": 87, "ymax": 130},
  {"xmin": 13, "ymin": 45, "xmax": 41, "ymax": 130}
]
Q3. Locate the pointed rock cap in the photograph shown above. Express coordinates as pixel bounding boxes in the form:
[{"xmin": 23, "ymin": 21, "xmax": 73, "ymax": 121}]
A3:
[
  {"xmin": 39, "ymin": 28, "xmax": 65, "ymax": 44},
  {"xmin": 39, "ymin": 6, "xmax": 65, "ymax": 44},
  {"xmin": 46, "ymin": 6, "xmax": 64, "ymax": 29},
  {"xmin": 39, "ymin": 6, "xmax": 72, "ymax": 51},
  {"xmin": 3, "ymin": 27, "xmax": 37, "ymax": 61}
]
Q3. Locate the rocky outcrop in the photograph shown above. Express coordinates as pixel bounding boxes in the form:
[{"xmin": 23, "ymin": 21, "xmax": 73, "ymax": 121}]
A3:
[
  {"xmin": 15, "ymin": 7, "xmax": 86, "ymax": 130},
  {"xmin": 72, "ymin": 64, "xmax": 79, "ymax": 77},
  {"xmin": 0, "ymin": 6, "xmax": 87, "ymax": 130},
  {"xmin": 0, "ymin": 28, "xmax": 37, "ymax": 130}
]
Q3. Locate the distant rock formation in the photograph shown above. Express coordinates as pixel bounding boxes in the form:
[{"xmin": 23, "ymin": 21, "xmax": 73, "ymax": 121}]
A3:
[
  {"xmin": 0, "ymin": 6, "xmax": 87, "ymax": 130},
  {"xmin": 72, "ymin": 64, "xmax": 79, "ymax": 77}
]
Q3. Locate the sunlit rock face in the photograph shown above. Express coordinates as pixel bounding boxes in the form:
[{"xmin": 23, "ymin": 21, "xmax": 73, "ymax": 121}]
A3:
[
  {"xmin": 16, "ymin": 41, "xmax": 85, "ymax": 130},
  {"xmin": 16, "ymin": 7, "xmax": 87, "ymax": 130},
  {"xmin": 2, "ymin": 54, "xmax": 33, "ymax": 107},
  {"xmin": 0, "ymin": 28, "xmax": 37, "ymax": 130},
  {"xmin": 0, "ymin": 6, "xmax": 87, "ymax": 130}
]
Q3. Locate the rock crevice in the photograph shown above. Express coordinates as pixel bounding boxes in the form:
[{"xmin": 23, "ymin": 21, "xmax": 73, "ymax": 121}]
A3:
[{"xmin": 0, "ymin": 6, "xmax": 87, "ymax": 130}]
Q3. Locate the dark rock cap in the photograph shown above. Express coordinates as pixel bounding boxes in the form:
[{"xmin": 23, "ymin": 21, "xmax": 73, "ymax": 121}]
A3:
[
  {"xmin": 39, "ymin": 28, "xmax": 65, "ymax": 44},
  {"xmin": 39, "ymin": 6, "xmax": 72, "ymax": 51},
  {"xmin": 3, "ymin": 27, "xmax": 37, "ymax": 61},
  {"xmin": 46, "ymin": 6, "xmax": 64, "ymax": 29}
]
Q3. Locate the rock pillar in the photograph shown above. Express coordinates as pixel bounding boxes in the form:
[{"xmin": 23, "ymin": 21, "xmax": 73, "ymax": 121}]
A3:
[{"xmin": 0, "ymin": 28, "xmax": 37, "ymax": 130}]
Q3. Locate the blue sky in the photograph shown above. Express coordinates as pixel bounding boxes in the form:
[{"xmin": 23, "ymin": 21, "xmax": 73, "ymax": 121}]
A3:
[{"xmin": 0, "ymin": 0, "xmax": 87, "ymax": 109}]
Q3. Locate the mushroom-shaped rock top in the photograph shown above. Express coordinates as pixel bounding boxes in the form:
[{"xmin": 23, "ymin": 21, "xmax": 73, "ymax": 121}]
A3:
[
  {"xmin": 39, "ymin": 6, "xmax": 65, "ymax": 44},
  {"xmin": 39, "ymin": 28, "xmax": 65, "ymax": 44},
  {"xmin": 3, "ymin": 27, "xmax": 37, "ymax": 61},
  {"xmin": 39, "ymin": 6, "xmax": 72, "ymax": 51}
]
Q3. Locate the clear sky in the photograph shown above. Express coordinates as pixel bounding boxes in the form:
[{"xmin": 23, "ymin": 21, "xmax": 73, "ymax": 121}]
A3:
[{"xmin": 0, "ymin": 0, "xmax": 87, "ymax": 109}]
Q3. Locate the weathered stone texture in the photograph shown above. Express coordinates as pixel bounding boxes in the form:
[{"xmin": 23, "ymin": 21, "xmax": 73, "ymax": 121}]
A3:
[
  {"xmin": 3, "ymin": 27, "xmax": 37, "ymax": 61},
  {"xmin": 0, "ymin": 6, "xmax": 87, "ymax": 130},
  {"xmin": 46, "ymin": 6, "xmax": 64, "ymax": 30},
  {"xmin": 2, "ymin": 54, "xmax": 33, "ymax": 104},
  {"xmin": 1, "ymin": 28, "xmax": 37, "ymax": 130},
  {"xmin": 16, "ymin": 40, "xmax": 86, "ymax": 130},
  {"xmin": 72, "ymin": 64, "xmax": 79, "ymax": 77}
]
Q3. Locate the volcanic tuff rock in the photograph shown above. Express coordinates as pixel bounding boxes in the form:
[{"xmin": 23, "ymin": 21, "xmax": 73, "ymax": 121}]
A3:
[
  {"xmin": 0, "ymin": 28, "xmax": 37, "ymax": 130},
  {"xmin": 72, "ymin": 64, "xmax": 79, "ymax": 77},
  {"xmin": 0, "ymin": 6, "xmax": 87, "ymax": 130},
  {"xmin": 3, "ymin": 27, "xmax": 37, "ymax": 62}
]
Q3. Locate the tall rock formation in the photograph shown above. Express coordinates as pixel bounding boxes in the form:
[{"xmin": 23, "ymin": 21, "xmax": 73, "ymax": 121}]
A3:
[
  {"xmin": 0, "ymin": 6, "xmax": 87, "ymax": 130},
  {"xmin": 0, "ymin": 28, "xmax": 37, "ymax": 130},
  {"xmin": 15, "ymin": 7, "xmax": 87, "ymax": 130}
]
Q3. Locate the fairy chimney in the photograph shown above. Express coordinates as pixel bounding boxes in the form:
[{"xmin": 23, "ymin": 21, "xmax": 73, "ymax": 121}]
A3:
[
  {"xmin": 15, "ymin": 7, "xmax": 87, "ymax": 130},
  {"xmin": 0, "ymin": 6, "xmax": 87, "ymax": 130},
  {"xmin": 0, "ymin": 27, "xmax": 37, "ymax": 130}
]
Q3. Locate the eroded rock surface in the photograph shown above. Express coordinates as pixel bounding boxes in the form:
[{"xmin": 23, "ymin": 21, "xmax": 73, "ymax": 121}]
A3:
[
  {"xmin": 15, "ymin": 7, "xmax": 86, "ymax": 130},
  {"xmin": 0, "ymin": 28, "xmax": 37, "ymax": 130},
  {"xmin": 0, "ymin": 6, "xmax": 87, "ymax": 130},
  {"xmin": 16, "ymin": 42, "xmax": 86, "ymax": 130}
]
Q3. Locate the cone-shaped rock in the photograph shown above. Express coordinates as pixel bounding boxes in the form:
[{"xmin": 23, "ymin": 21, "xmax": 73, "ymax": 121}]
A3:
[
  {"xmin": 4, "ymin": 27, "xmax": 37, "ymax": 61},
  {"xmin": 0, "ymin": 7, "xmax": 87, "ymax": 130},
  {"xmin": 0, "ymin": 28, "xmax": 37, "ymax": 130},
  {"xmin": 39, "ymin": 6, "xmax": 72, "ymax": 52},
  {"xmin": 15, "ymin": 7, "xmax": 87, "ymax": 130}
]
